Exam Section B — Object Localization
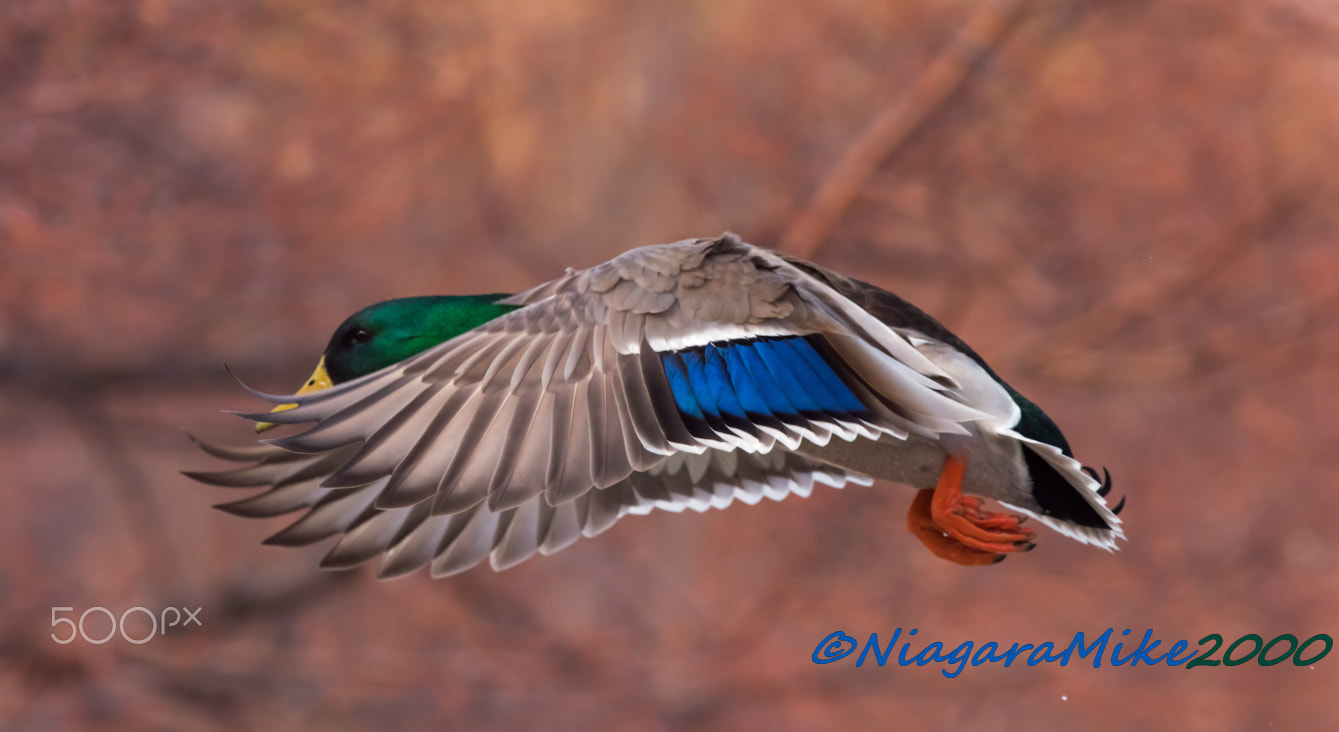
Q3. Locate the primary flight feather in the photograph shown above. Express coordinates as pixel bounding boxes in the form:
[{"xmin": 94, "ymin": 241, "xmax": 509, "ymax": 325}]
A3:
[{"xmin": 186, "ymin": 234, "xmax": 1125, "ymax": 578}]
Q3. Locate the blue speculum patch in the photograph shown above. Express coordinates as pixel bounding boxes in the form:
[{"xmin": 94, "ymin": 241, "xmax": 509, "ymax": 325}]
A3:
[{"xmin": 659, "ymin": 336, "xmax": 868, "ymax": 425}]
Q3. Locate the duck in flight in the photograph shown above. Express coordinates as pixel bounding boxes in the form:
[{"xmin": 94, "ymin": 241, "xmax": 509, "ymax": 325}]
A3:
[{"xmin": 186, "ymin": 234, "xmax": 1124, "ymax": 578}]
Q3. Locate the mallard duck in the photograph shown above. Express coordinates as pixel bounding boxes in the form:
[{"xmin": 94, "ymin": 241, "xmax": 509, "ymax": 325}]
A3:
[{"xmin": 186, "ymin": 234, "xmax": 1124, "ymax": 578}]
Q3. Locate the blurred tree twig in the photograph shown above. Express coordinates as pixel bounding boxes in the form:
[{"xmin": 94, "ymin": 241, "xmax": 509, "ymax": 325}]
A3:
[
  {"xmin": 781, "ymin": 0, "xmax": 1032, "ymax": 258},
  {"xmin": 1012, "ymin": 182, "xmax": 1320, "ymax": 384}
]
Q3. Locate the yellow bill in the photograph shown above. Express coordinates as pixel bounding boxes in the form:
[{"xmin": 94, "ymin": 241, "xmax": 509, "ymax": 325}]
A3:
[{"xmin": 255, "ymin": 356, "xmax": 334, "ymax": 432}]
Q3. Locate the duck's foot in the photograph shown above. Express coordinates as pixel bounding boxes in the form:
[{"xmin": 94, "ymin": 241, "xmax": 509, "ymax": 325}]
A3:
[{"xmin": 906, "ymin": 456, "xmax": 1037, "ymax": 566}]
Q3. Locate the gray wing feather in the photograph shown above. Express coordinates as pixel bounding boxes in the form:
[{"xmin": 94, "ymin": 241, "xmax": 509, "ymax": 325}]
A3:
[{"xmin": 187, "ymin": 437, "xmax": 872, "ymax": 578}]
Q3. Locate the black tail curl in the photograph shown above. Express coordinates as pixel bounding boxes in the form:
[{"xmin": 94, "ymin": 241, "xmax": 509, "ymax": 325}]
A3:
[{"xmin": 1082, "ymin": 465, "xmax": 1125, "ymax": 516}]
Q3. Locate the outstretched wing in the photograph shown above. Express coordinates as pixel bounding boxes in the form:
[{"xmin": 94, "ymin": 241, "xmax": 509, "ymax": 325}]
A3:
[
  {"xmin": 185, "ymin": 436, "xmax": 872, "ymax": 578},
  {"xmin": 234, "ymin": 234, "xmax": 992, "ymax": 523}
]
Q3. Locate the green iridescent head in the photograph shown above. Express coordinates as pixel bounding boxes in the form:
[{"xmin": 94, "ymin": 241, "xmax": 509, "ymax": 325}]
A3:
[
  {"xmin": 255, "ymin": 294, "xmax": 518, "ymax": 432},
  {"xmin": 322, "ymin": 295, "xmax": 518, "ymax": 383}
]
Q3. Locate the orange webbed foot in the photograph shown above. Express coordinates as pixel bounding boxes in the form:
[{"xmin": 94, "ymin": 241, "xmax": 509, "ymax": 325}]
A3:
[{"xmin": 906, "ymin": 456, "xmax": 1037, "ymax": 565}]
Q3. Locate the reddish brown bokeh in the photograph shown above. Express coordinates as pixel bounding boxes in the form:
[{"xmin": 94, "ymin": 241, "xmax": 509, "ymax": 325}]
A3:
[{"xmin": 3, "ymin": 1, "xmax": 1338, "ymax": 729}]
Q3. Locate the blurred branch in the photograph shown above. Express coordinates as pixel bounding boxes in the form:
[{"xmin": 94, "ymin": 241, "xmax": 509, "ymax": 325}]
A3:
[
  {"xmin": 780, "ymin": 0, "xmax": 1032, "ymax": 258},
  {"xmin": 59, "ymin": 399, "xmax": 185, "ymax": 599},
  {"xmin": 1011, "ymin": 184, "xmax": 1314, "ymax": 382},
  {"xmin": 207, "ymin": 570, "xmax": 360, "ymax": 628},
  {"xmin": 854, "ymin": 171, "xmax": 1063, "ymax": 319},
  {"xmin": 104, "ymin": 573, "xmax": 360, "ymax": 728},
  {"xmin": 1031, "ymin": 283, "xmax": 1339, "ymax": 387},
  {"xmin": 0, "ymin": 357, "xmax": 321, "ymax": 395}
]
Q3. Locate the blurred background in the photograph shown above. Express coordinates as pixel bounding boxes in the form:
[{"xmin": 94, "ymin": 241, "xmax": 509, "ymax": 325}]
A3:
[{"xmin": 3, "ymin": 0, "xmax": 1338, "ymax": 729}]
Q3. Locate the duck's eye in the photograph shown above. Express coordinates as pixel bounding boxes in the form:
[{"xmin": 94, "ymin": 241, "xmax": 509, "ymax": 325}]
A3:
[{"xmin": 351, "ymin": 328, "xmax": 373, "ymax": 344}]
